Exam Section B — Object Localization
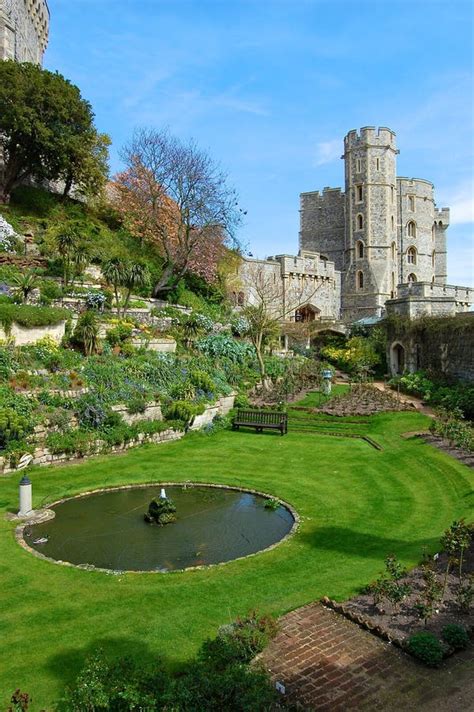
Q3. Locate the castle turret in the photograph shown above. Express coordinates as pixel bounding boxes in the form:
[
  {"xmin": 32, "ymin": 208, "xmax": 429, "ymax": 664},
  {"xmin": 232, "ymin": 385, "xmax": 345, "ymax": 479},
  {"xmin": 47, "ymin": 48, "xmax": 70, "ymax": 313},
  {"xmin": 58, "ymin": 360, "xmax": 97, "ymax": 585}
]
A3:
[
  {"xmin": 433, "ymin": 207, "xmax": 449, "ymax": 284},
  {"xmin": 341, "ymin": 126, "xmax": 398, "ymax": 319}
]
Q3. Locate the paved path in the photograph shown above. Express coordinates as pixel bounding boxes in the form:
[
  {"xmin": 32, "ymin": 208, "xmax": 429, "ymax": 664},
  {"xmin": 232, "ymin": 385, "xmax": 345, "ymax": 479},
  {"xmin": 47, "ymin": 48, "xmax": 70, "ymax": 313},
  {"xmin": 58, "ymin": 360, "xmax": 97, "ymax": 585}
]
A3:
[{"xmin": 259, "ymin": 603, "xmax": 474, "ymax": 711}]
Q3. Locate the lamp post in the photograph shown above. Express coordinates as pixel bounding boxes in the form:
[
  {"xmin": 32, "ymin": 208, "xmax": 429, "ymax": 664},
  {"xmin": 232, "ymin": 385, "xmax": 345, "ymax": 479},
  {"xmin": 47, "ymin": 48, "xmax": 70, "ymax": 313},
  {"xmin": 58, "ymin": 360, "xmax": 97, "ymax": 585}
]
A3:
[
  {"xmin": 18, "ymin": 475, "xmax": 33, "ymax": 517},
  {"xmin": 322, "ymin": 369, "xmax": 333, "ymax": 396}
]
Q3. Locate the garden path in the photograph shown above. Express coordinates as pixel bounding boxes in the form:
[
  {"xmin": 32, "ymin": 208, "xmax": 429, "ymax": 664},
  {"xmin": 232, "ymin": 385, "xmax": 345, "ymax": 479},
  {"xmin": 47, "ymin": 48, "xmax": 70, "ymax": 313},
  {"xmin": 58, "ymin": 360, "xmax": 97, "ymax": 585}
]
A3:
[{"xmin": 259, "ymin": 602, "xmax": 473, "ymax": 711}]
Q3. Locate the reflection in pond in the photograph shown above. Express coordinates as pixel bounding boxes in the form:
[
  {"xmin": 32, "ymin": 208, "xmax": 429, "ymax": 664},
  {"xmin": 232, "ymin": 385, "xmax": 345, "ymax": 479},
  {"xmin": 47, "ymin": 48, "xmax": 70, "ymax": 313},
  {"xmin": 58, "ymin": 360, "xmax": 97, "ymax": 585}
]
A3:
[{"xmin": 26, "ymin": 485, "xmax": 294, "ymax": 572}]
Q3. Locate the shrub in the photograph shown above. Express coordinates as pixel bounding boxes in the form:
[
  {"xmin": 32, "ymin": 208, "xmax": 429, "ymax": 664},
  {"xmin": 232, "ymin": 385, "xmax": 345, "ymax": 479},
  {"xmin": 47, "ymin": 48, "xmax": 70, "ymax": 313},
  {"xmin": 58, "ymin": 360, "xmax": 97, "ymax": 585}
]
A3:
[
  {"xmin": 196, "ymin": 334, "xmax": 255, "ymax": 363},
  {"xmin": 441, "ymin": 624, "xmax": 470, "ymax": 650},
  {"xmin": 406, "ymin": 632, "xmax": 444, "ymax": 666},
  {"xmin": 72, "ymin": 310, "xmax": 100, "ymax": 356},
  {"xmin": 76, "ymin": 394, "xmax": 108, "ymax": 429},
  {"xmin": 199, "ymin": 612, "xmax": 278, "ymax": 670},
  {"xmin": 0, "ymin": 408, "xmax": 31, "ymax": 448},
  {"xmin": 0, "ymin": 304, "xmax": 69, "ymax": 332},
  {"xmin": 162, "ymin": 400, "xmax": 204, "ymax": 424},
  {"xmin": 190, "ymin": 369, "xmax": 214, "ymax": 393},
  {"xmin": 105, "ymin": 321, "xmax": 134, "ymax": 346},
  {"xmin": 39, "ymin": 278, "xmax": 62, "ymax": 305},
  {"xmin": 127, "ymin": 396, "xmax": 147, "ymax": 414}
]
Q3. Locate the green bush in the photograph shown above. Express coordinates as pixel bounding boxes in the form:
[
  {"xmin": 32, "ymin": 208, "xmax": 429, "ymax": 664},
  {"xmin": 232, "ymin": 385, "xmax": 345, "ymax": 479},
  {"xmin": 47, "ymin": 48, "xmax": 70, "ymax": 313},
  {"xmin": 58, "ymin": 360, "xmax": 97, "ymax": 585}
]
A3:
[
  {"xmin": 442, "ymin": 624, "xmax": 470, "ymax": 650},
  {"xmin": 0, "ymin": 304, "xmax": 69, "ymax": 332},
  {"xmin": 406, "ymin": 632, "xmax": 444, "ymax": 666},
  {"xmin": 190, "ymin": 369, "xmax": 214, "ymax": 393},
  {"xmin": 39, "ymin": 279, "xmax": 62, "ymax": 305},
  {"xmin": 0, "ymin": 408, "xmax": 31, "ymax": 448},
  {"xmin": 105, "ymin": 322, "xmax": 134, "ymax": 346},
  {"xmin": 127, "ymin": 396, "xmax": 147, "ymax": 414},
  {"xmin": 162, "ymin": 400, "xmax": 204, "ymax": 424},
  {"xmin": 390, "ymin": 371, "xmax": 474, "ymax": 420},
  {"xmin": 199, "ymin": 612, "xmax": 278, "ymax": 671}
]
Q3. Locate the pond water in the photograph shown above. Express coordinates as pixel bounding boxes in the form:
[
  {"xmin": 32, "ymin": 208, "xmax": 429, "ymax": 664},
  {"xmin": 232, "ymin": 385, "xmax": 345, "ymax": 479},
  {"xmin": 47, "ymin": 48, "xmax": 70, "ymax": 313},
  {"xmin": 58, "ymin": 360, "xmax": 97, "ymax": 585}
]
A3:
[{"xmin": 25, "ymin": 485, "xmax": 295, "ymax": 572}]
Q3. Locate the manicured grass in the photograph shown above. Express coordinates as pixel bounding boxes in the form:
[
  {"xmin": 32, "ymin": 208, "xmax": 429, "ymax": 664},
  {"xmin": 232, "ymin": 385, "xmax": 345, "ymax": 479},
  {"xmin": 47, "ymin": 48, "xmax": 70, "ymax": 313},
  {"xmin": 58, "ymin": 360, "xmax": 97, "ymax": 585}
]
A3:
[{"xmin": 0, "ymin": 408, "xmax": 473, "ymax": 709}]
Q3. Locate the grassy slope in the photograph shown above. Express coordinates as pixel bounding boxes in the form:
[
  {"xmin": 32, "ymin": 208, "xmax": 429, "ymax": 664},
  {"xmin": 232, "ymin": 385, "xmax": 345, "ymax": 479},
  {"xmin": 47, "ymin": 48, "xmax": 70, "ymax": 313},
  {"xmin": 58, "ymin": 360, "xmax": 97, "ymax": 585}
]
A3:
[{"xmin": 0, "ymin": 409, "xmax": 473, "ymax": 709}]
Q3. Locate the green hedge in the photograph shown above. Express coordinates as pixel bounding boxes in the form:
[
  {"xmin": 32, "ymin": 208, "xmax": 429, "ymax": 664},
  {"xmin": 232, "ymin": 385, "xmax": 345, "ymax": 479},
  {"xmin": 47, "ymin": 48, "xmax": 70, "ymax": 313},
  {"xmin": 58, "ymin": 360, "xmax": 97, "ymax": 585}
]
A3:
[{"xmin": 0, "ymin": 304, "xmax": 70, "ymax": 332}]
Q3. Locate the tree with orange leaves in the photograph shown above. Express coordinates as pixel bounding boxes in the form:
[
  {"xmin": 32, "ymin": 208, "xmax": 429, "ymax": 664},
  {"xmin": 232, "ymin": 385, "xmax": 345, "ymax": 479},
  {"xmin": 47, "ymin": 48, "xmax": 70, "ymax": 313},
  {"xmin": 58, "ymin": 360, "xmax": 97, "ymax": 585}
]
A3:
[{"xmin": 112, "ymin": 128, "xmax": 243, "ymax": 296}]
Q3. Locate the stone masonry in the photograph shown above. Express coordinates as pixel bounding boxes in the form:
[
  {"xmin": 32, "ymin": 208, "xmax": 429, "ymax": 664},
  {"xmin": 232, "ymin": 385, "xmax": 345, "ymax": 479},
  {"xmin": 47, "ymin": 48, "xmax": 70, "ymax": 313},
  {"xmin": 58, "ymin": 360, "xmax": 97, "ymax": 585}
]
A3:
[
  {"xmin": 0, "ymin": 0, "xmax": 49, "ymax": 64},
  {"xmin": 299, "ymin": 126, "xmax": 471, "ymax": 321}
]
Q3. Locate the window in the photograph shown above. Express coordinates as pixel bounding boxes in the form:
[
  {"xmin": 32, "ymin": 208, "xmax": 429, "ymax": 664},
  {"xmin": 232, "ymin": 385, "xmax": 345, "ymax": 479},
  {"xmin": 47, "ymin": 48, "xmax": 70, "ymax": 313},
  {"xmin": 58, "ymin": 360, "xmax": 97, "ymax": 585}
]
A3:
[
  {"xmin": 376, "ymin": 158, "xmax": 380, "ymax": 171},
  {"xmin": 356, "ymin": 213, "xmax": 364, "ymax": 230},
  {"xmin": 408, "ymin": 273, "xmax": 417, "ymax": 284},
  {"xmin": 407, "ymin": 247, "xmax": 417, "ymax": 264},
  {"xmin": 391, "ymin": 271, "xmax": 396, "ymax": 298},
  {"xmin": 357, "ymin": 271, "xmax": 364, "ymax": 289},
  {"xmin": 432, "ymin": 250, "xmax": 436, "ymax": 268},
  {"xmin": 391, "ymin": 186, "xmax": 394, "ymax": 203},
  {"xmin": 391, "ymin": 215, "xmax": 394, "ymax": 230},
  {"xmin": 408, "ymin": 195, "xmax": 415, "ymax": 212},
  {"xmin": 391, "ymin": 242, "xmax": 396, "ymax": 261},
  {"xmin": 356, "ymin": 185, "xmax": 363, "ymax": 202},
  {"xmin": 356, "ymin": 240, "xmax": 364, "ymax": 259},
  {"xmin": 407, "ymin": 221, "xmax": 416, "ymax": 238},
  {"xmin": 356, "ymin": 159, "xmax": 362, "ymax": 172}
]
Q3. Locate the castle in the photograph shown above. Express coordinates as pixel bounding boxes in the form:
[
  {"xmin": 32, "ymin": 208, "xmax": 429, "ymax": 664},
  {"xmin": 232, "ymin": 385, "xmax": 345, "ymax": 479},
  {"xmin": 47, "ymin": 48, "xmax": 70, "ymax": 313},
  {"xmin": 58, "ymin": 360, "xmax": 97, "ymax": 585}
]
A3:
[
  {"xmin": 240, "ymin": 126, "xmax": 471, "ymax": 324},
  {"xmin": 0, "ymin": 0, "xmax": 49, "ymax": 65}
]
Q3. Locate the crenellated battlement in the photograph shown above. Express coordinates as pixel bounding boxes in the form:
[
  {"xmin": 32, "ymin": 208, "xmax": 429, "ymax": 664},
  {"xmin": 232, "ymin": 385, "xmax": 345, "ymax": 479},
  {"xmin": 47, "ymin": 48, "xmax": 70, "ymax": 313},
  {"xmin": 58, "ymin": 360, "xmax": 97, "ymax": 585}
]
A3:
[
  {"xmin": 344, "ymin": 126, "xmax": 397, "ymax": 152},
  {"xmin": 0, "ymin": 0, "xmax": 49, "ymax": 64},
  {"xmin": 434, "ymin": 207, "xmax": 450, "ymax": 226}
]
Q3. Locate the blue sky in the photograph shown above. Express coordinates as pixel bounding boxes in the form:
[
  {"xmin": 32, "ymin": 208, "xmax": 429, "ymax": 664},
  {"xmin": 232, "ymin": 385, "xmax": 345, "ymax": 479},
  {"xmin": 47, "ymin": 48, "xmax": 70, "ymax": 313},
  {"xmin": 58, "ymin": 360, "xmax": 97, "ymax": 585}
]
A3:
[{"xmin": 45, "ymin": 0, "xmax": 473, "ymax": 287}]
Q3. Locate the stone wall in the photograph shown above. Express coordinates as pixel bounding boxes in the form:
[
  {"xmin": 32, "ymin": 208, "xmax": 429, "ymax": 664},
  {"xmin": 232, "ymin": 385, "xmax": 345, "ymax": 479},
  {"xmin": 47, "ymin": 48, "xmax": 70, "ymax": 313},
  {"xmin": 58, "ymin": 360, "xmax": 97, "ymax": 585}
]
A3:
[
  {"xmin": 387, "ymin": 314, "xmax": 474, "ymax": 381},
  {"xmin": 239, "ymin": 252, "xmax": 341, "ymax": 322},
  {"xmin": 0, "ymin": 320, "xmax": 66, "ymax": 345},
  {"xmin": 0, "ymin": 394, "xmax": 236, "ymax": 475},
  {"xmin": 0, "ymin": 0, "xmax": 49, "ymax": 64}
]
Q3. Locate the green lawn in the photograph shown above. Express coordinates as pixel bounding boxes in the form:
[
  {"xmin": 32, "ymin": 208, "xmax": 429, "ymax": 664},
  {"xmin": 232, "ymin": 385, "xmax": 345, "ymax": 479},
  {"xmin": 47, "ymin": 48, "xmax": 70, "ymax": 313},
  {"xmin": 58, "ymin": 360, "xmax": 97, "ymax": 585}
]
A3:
[{"xmin": 1, "ymin": 407, "xmax": 473, "ymax": 710}]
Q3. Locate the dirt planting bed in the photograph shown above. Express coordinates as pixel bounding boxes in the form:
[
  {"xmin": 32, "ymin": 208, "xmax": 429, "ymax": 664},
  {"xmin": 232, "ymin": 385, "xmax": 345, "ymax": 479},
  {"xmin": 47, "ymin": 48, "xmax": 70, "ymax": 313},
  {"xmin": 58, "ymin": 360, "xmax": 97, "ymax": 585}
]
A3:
[
  {"xmin": 320, "ymin": 384, "xmax": 414, "ymax": 417},
  {"xmin": 323, "ymin": 541, "xmax": 473, "ymax": 650}
]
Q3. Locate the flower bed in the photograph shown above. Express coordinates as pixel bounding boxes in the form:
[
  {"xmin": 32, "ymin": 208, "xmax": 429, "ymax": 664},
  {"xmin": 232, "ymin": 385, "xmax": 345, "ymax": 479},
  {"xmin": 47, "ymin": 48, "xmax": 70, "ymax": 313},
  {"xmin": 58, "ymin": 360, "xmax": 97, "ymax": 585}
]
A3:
[{"xmin": 322, "ymin": 525, "xmax": 473, "ymax": 664}]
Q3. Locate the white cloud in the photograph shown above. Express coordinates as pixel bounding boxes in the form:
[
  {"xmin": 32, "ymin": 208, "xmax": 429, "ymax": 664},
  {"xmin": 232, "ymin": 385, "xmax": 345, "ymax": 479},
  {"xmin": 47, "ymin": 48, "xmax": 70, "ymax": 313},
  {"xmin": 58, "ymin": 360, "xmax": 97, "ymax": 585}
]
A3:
[
  {"xmin": 314, "ymin": 139, "xmax": 341, "ymax": 166},
  {"xmin": 442, "ymin": 180, "xmax": 474, "ymax": 225}
]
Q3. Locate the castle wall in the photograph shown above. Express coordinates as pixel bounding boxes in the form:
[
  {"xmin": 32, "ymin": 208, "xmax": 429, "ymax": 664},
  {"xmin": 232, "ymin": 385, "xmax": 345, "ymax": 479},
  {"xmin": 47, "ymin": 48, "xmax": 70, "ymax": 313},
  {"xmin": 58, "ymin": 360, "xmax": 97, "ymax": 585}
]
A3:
[
  {"xmin": 299, "ymin": 126, "xmax": 464, "ymax": 323},
  {"xmin": 299, "ymin": 188, "xmax": 345, "ymax": 271},
  {"xmin": 0, "ymin": 0, "xmax": 49, "ymax": 64},
  {"xmin": 239, "ymin": 251, "xmax": 341, "ymax": 322}
]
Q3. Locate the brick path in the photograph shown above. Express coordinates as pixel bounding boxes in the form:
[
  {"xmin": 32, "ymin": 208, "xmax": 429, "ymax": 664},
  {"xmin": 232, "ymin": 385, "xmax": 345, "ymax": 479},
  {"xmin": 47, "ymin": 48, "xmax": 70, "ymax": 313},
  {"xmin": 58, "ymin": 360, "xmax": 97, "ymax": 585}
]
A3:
[{"xmin": 259, "ymin": 603, "xmax": 474, "ymax": 711}]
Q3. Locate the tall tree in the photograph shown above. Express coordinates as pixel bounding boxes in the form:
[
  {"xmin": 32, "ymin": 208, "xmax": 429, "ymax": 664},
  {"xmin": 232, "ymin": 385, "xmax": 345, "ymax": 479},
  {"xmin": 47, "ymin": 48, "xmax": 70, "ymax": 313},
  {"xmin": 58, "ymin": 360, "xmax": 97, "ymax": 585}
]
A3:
[
  {"xmin": 241, "ymin": 263, "xmax": 323, "ymax": 387},
  {"xmin": 111, "ymin": 128, "xmax": 242, "ymax": 295},
  {"xmin": 0, "ymin": 61, "xmax": 110, "ymax": 203}
]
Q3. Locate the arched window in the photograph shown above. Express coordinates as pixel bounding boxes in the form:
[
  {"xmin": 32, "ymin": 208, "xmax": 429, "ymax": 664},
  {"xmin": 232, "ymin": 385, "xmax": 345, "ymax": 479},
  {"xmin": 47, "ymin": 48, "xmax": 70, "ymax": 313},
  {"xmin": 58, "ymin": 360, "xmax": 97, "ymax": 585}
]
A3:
[
  {"xmin": 357, "ymin": 271, "xmax": 364, "ymax": 289},
  {"xmin": 356, "ymin": 213, "xmax": 364, "ymax": 230},
  {"xmin": 356, "ymin": 240, "xmax": 364, "ymax": 259},
  {"xmin": 407, "ymin": 273, "xmax": 417, "ymax": 284},
  {"xmin": 391, "ymin": 242, "xmax": 396, "ymax": 261},
  {"xmin": 407, "ymin": 247, "xmax": 417, "ymax": 265},
  {"xmin": 407, "ymin": 221, "xmax": 416, "ymax": 238}
]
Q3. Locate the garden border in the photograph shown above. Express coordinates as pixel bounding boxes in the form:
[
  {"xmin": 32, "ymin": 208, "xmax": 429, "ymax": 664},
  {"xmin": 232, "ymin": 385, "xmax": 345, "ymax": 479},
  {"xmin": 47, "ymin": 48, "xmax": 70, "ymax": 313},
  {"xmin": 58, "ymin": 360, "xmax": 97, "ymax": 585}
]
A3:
[{"xmin": 15, "ymin": 481, "xmax": 300, "ymax": 575}]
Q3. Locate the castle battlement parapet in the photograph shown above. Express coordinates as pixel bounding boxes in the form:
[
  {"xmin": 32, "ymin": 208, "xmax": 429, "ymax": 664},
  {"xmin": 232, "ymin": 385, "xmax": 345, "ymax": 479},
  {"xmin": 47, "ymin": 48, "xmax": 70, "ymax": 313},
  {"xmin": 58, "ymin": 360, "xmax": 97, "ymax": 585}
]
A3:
[
  {"xmin": 344, "ymin": 126, "xmax": 397, "ymax": 153},
  {"xmin": 434, "ymin": 208, "xmax": 450, "ymax": 226}
]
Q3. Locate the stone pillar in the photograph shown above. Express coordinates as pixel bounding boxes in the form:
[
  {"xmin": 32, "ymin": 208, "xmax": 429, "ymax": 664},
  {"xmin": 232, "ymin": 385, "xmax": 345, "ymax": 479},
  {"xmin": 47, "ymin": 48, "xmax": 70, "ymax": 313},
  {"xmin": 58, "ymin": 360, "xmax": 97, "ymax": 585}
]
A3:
[{"xmin": 18, "ymin": 475, "xmax": 33, "ymax": 517}]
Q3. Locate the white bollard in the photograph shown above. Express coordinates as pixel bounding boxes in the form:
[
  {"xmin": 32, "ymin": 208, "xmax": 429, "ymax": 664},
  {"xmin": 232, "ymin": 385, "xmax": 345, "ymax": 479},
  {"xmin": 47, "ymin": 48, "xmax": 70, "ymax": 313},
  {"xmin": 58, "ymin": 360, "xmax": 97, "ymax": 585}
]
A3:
[{"xmin": 18, "ymin": 475, "xmax": 33, "ymax": 517}]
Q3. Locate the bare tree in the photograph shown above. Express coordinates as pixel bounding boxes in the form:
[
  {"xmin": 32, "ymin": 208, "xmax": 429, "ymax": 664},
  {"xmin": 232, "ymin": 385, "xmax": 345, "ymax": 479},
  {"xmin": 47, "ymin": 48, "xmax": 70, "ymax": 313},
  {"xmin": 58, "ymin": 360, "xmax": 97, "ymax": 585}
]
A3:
[
  {"xmin": 241, "ymin": 262, "xmax": 323, "ymax": 387},
  {"xmin": 112, "ymin": 128, "xmax": 243, "ymax": 296}
]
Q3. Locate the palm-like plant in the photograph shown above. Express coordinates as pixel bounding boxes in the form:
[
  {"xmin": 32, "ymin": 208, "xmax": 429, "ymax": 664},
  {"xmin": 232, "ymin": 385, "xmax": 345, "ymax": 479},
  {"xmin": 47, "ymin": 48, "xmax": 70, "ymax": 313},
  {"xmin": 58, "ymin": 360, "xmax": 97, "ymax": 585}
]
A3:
[
  {"xmin": 56, "ymin": 231, "xmax": 77, "ymax": 288},
  {"xmin": 121, "ymin": 262, "xmax": 150, "ymax": 315},
  {"xmin": 73, "ymin": 310, "xmax": 100, "ymax": 356},
  {"xmin": 11, "ymin": 270, "xmax": 39, "ymax": 303},
  {"xmin": 102, "ymin": 257, "xmax": 127, "ymax": 315},
  {"xmin": 71, "ymin": 243, "xmax": 91, "ymax": 287}
]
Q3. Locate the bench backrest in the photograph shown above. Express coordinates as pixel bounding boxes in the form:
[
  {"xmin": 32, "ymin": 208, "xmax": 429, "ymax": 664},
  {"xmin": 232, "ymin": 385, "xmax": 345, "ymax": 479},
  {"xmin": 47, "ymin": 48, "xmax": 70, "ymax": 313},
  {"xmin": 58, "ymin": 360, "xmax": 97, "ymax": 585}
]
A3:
[{"xmin": 236, "ymin": 409, "xmax": 287, "ymax": 425}]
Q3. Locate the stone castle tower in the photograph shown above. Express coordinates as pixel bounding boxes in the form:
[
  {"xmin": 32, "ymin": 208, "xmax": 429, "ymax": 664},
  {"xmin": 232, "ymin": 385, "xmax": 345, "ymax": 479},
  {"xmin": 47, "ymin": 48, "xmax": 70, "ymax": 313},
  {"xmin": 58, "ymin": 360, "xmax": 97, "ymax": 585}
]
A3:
[
  {"xmin": 0, "ymin": 0, "xmax": 49, "ymax": 65},
  {"xmin": 300, "ymin": 126, "xmax": 449, "ymax": 320}
]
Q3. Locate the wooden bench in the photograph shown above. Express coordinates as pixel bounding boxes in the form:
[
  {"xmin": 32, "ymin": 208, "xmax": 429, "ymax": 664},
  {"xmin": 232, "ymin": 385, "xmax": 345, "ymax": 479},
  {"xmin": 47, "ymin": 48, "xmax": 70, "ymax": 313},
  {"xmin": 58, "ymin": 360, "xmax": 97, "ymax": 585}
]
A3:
[{"xmin": 232, "ymin": 409, "xmax": 288, "ymax": 436}]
